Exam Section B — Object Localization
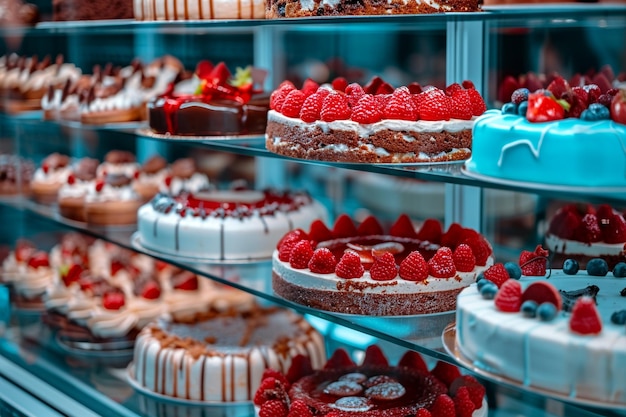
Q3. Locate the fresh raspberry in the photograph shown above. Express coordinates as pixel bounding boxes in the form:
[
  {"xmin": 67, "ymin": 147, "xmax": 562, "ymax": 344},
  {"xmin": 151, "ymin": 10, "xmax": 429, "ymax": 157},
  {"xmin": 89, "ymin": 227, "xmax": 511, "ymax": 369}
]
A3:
[
  {"xmin": 418, "ymin": 89, "xmax": 451, "ymax": 121},
  {"xmin": 281, "ymin": 89, "xmax": 307, "ymax": 118},
  {"xmin": 431, "ymin": 361, "xmax": 462, "ymax": 387},
  {"xmin": 308, "ymin": 248, "xmax": 337, "ymax": 274},
  {"xmin": 331, "ymin": 77, "xmax": 348, "ymax": 92},
  {"xmin": 519, "ymin": 245, "xmax": 549, "ymax": 276},
  {"xmin": 498, "ymin": 75, "xmax": 520, "ymax": 103},
  {"xmin": 278, "ymin": 230, "xmax": 308, "ymax": 262},
  {"xmin": 430, "ymin": 394, "xmax": 456, "ymax": 417},
  {"xmin": 462, "ymin": 235, "xmax": 492, "ymax": 266},
  {"xmin": 299, "ymin": 92, "xmax": 325, "ymax": 123},
  {"xmin": 397, "ymin": 350, "xmax": 428, "ymax": 373},
  {"xmin": 260, "ymin": 369, "xmax": 290, "ymax": 388},
  {"xmin": 270, "ymin": 83, "xmax": 296, "ymax": 111},
  {"xmin": 335, "ymin": 251, "xmax": 364, "ymax": 279},
  {"xmin": 408, "ymin": 82, "xmax": 423, "ymax": 94},
  {"xmin": 510, "ymin": 87, "xmax": 529, "ymax": 104},
  {"xmin": 259, "ymin": 399, "xmax": 288, "ymax": 417},
  {"xmin": 351, "ymin": 94, "xmax": 383, "ymax": 124},
  {"xmin": 548, "ymin": 206, "xmax": 581, "ymax": 239},
  {"xmin": 323, "ymin": 348, "xmax": 355, "ymax": 370},
  {"xmin": 102, "ymin": 292, "xmax": 125, "ymax": 310},
  {"xmin": 287, "ymin": 400, "xmax": 313, "ymax": 417},
  {"xmin": 520, "ymin": 281, "xmax": 562, "ymax": 311},
  {"xmin": 384, "ymin": 88, "xmax": 417, "ymax": 121},
  {"xmin": 61, "ymin": 264, "xmax": 83, "ymax": 286},
  {"xmin": 454, "ymin": 386, "xmax": 477, "ymax": 417},
  {"xmin": 345, "ymin": 82, "xmax": 365, "ymax": 107},
  {"xmin": 27, "ymin": 251, "xmax": 49, "ymax": 269},
  {"xmin": 584, "ymin": 84, "xmax": 601, "ymax": 104},
  {"xmin": 289, "ymin": 240, "xmax": 314, "ymax": 269},
  {"xmin": 445, "ymin": 82, "xmax": 463, "ymax": 96},
  {"xmin": 462, "ymin": 80, "xmax": 475, "ymax": 89},
  {"xmin": 571, "ymin": 86, "xmax": 589, "ymax": 106},
  {"xmin": 450, "ymin": 90, "xmax": 473, "ymax": 120},
  {"xmin": 66, "ymin": 173, "xmax": 76, "ymax": 185},
  {"xmin": 428, "ymin": 247, "xmax": 457, "ymax": 278},
  {"xmin": 546, "ymin": 76, "xmax": 571, "ymax": 99},
  {"xmin": 597, "ymin": 93, "xmax": 613, "ymax": 108},
  {"xmin": 494, "ymin": 279, "xmax": 522, "ymax": 312},
  {"xmin": 467, "ymin": 88, "xmax": 487, "ymax": 116},
  {"xmin": 441, "ymin": 223, "xmax": 464, "ymax": 248},
  {"xmin": 570, "ymin": 297, "xmax": 602, "ymax": 335},
  {"xmin": 389, "ymin": 214, "xmax": 418, "ymax": 238},
  {"xmin": 399, "ymin": 251, "xmax": 429, "ymax": 281},
  {"xmin": 417, "ymin": 409, "xmax": 433, "ymax": 417},
  {"xmin": 601, "ymin": 213, "xmax": 626, "ymax": 243},
  {"xmin": 357, "ymin": 215, "xmax": 384, "ymax": 236},
  {"xmin": 320, "ymin": 93, "xmax": 351, "ymax": 122},
  {"xmin": 483, "ymin": 263, "xmax": 510, "ymax": 288},
  {"xmin": 575, "ymin": 213, "xmax": 602, "ymax": 243},
  {"xmin": 416, "ymin": 218, "xmax": 443, "ymax": 244},
  {"xmin": 369, "ymin": 252, "xmax": 398, "ymax": 281},
  {"xmin": 308, "ymin": 219, "xmax": 333, "ymax": 243},
  {"xmin": 374, "ymin": 93, "xmax": 391, "ymax": 110},
  {"xmin": 253, "ymin": 377, "xmax": 287, "ymax": 406},
  {"xmin": 286, "ymin": 354, "xmax": 314, "ymax": 383},
  {"xmin": 450, "ymin": 375, "xmax": 486, "ymax": 409},
  {"xmin": 301, "ymin": 78, "xmax": 319, "ymax": 97},
  {"xmin": 362, "ymin": 345, "xmax": 389, "ymax": 367},
  {"xmin": 332, "ymin": 214, "xmax": 358, "ymax": 238},
  {"xmin": 141, "ymin": 281, "xmax": 161, "ymax": 300},
  {"xmin": 453, "ymin": 244, "xmax": 476, "ymax": 272}
]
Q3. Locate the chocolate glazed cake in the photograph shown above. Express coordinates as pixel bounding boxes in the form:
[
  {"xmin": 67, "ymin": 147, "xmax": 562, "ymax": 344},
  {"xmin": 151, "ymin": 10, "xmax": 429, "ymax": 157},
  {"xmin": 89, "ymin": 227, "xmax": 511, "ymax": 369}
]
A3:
[{"xmin": 53, "ymin": 0, "xmax": 133, "ymax": 20}]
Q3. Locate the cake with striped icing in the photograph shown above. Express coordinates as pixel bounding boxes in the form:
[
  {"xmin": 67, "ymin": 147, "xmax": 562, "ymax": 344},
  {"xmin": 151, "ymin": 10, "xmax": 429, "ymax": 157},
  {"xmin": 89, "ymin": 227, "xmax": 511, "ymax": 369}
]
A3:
[
  {"xmin": 132, "ymin": 305, "xmax": 326, "ymax": 402},
  {"xmin": 136, "ymin": 188, "xmax": 328, "ymax": 261},
  {"xmin": 133, "ymin": 0, "xmax": 265, "ymax": 20}
]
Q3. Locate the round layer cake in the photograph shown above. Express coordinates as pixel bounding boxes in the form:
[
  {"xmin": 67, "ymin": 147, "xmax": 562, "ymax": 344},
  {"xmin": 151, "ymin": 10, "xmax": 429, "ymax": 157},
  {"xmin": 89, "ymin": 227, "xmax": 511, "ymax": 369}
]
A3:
[
  {"xmin": 134, "ymin": 0, "xmax": 265, "ymax": 20},
  {"xmin": 137, "ymin": 188, "xmax": 328, "ymax": 261},
  {"xmin": 456, "ymin": 271, "xmax": 626, "ymax": 404},
  {"xmin": 272, "ymin": 214, "xmax": 494, "ymax": 315},
  {"xmin": 132, "ymin": 305, "xmax": 326, "ymax": 402},
  {"xmin": 265, "ymin": 77, "xmax": 486, "ymax": 164}
]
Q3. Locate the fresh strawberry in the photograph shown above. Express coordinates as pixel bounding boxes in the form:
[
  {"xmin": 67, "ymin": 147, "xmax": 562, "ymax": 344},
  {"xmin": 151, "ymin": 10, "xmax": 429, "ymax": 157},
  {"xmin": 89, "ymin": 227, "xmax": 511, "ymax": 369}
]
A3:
[
  {"xmin": 357, "ymin": 216, "xmax": 384, "ymax": 236},
  {"xmin": 520, "ymin": 281, "xmax": 562, "ymax": 311},
  {"xmin": 323, "ymin": 348, "xmax": 355, "ymax": 370},
  {"xmin": 94, "ymin": 179, "xmax": 105, "ymax": 192},
  {"xmin": 27, "ymin": 251, "xmax": 49, "ymax": 269},
  {"xmin": 546, "ymin": 76, "xmax": 570, "ymax": 99},
  {"xmin": 308, "ymin": 220, "xmax": 333, "ymax": 243},
  {"xmin": 335, "ymin": 251, "xmax": 364, "ymax": 279},
  {"xmin": 102, "ymin": 292, "xmax": 125, "ymax": 310},
  {"xmin": 498, "ymin": 75, "xmax": 520, "ymax": 104},
  {"xmin": 519, "ymin": 245, "xmax": 549, "ymax": 276},
  {"xmin": 417, "ymin": 409, "xmax": 433, "ymax": 417},
  {"xmin": 301, "ymin": 78, "xmax": 319, "ymax": 97},
  {"xmin": 172, "ymin": 271, "xmax": 199, "ymax": 291},
  {"xmin": 450, "ymin": 375, "xmax": 486, "ymax": 409},
  {"xmin": 141, "ymin": 281, "xmax": 161, "ymax": 300},
  {"xmin": 570, "ymin": 297, "xmax": 602, "ymax": 335},
  {"xmin": 445, "ymin": 83, "xmax": 463, "ymax": 96},
  {"xmin": 363, "ymin": 76, "xmax": 384, "ymax": 94},
  {"xmin": 259, "ymin": 399, "xmax": 288, "ymax": 417},
  {"xmin": 416, "ymin": 219, "xmax": 442, "ymax": 243},
  {"xmin": 384, "ymin": 89, "xmax": 417, "ymax": 121},
  {"xmin": 206, "ymin": 61, "xmax": 231, "ymax": 88},
  {"xmin": 320, "ymin": 93, "xmax": 351, "ymax": 122},
  {"xmin": 548, "ymin": 206, "xmax": 581, "ymax": 239},
  {"xmin": 526, "ymin": 92, "xmax": 565, "ymax": 122},
  {"xmin": 375, "ymin": 82, "xmax": 394, "ymax": 95},
  {"xmin": 453, "ymin": 244, "xmax": 476, "ymax": 272},
  {"xmin": 450, "ymin": 90, "xmax": 473, "ymax": 120},
  {"xmin": 483, "ymin": 263, "xmax": 510, "ymax": 288},
  {"xmin": 453, "ymin": 386, "xmax": 477, "ymax": 417},
  {"xmin": 289, "ymin": 240, "xmax": 314, "ymax": 269},
  {"xmin": 399, "ymin": 251, "xmax": 429, "ymax": 281},
  {"xmin": 195, "ymin": 60, "xmax": 214, "ymax": 79},
  {"xmin": 280, "ymin": 89, "xmax": 306, "ymax": 118},
  {"xmin": 398, "ymin": 350, "xmax": 429, "ymax": 373},
  {"xmin": 253, "ymin": 376, "xmax": 289, "ymax": 407},
  {"xmin": 418, "ymin": 89, "xmax": 451, "ymax": 121},
  {"xmin": 428, "ymin": 247, "xmax": 457, "ymax": 278},
  {"xmin": 362, "ymin": 345, "xmax": 389, "ymax": 367},
  {"xmin": 494, "ymin": 279, "xmax": 522, "ymax": 312},
  {"xmin": 61, "ymin": 264, "xmax": 83, "ymax": 287},
  {"xmin": 408, "ymin": 82, "xmax": 423, "ymax": 94},
  {"xmin": 270, "ymin": 83, "xmax": 296, "ymax": 111},
  {"xmin": 430, "ymin": 394, "xmax": 456, "ymax": 417},
  {"xmin": 308, "ymin": 248, "xmax": 337, "ymax": 274},
  {"xmin": 351, "ymin": 94, "xmax": 383, "ymax": 124},
  {"xmin": 66, "ymin": 173, "xmax": 75, "ymax": 185},
  {"xmin": 286, "ymin": 354, "xmax": 314, "ymax": 383},
  {"xmin": 389, "ymin": 214, "xmax": 418, "ymax": 238},
  {"xmin": 332, "ymin": 214, "xmax": 357, "ymax": 238},
  {"xmin": 441, "ymin": 223, "xmax": 464, "ymax": 248},
  {"xmin": 431, "ymin": 361, "xmax": 462, "ymax": 387},
  {"xmin": 467, "ymin": 88, "xmax": 487, "ymax": 116},
  {"xmin": 462, "ymin": 235, "xmax": 491, "ymax": 266},
  {"xmin": 287, "ymin": 400, "xmax": 313, "ymax": 417},
  {"xmin": 331, "ymin": 77, "xmax": 348, "ymax": 92},
  {"xmin": 575, "ymin": 213, "xmax": 602, "ymax": 243},
  {"xmin": 369, "ymin": 252, "xmax": 397, "ymax": 281},
  {"xmin": 602, "ymin": 213, "xmax": 626, "ymax": 243}
]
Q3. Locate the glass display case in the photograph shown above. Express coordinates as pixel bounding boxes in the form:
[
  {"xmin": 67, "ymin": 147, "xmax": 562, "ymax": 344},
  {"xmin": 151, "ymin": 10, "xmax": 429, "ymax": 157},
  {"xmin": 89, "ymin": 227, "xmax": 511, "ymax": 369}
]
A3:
[{"xmin": 1, "ymin": 4, "xmax": 625, "ymax": 417}]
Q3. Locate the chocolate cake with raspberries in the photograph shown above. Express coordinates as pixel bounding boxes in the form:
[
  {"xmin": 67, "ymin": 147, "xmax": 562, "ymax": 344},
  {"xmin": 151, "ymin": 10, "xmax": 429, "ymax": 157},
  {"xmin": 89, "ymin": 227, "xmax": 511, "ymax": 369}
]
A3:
[
  {"xmin": 272, "ymin": 214, "xmax": 494, "ymax": 315},
  {"xmin": 254, "ymin": 345, "xmax": 487, "ymax": 417},
  {"xmin": 265, "ymin": 77, "xmax": 486, "ymax": 164}
]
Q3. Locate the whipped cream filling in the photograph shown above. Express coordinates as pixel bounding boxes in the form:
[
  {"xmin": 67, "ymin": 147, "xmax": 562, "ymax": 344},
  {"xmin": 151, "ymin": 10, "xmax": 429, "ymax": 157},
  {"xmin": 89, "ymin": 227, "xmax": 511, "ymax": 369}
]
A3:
[
  {"xmin": 97, "ymin": 162, "xmax": 139, "ymax": 178},
  {"xmin": 159, "ymin": 172, "xmax": 210, "ymax": 195},
  {"xmin": 85, "ymin": 183, "xmax": 139, "ymax": 203},
  {"xmin": 58, "ymin": 179, "xmax": 93, "ymax": 199},
  {"xmin": 137, "ymin": 168, "xmax": 169, "ymax": 187},
  {"xmin": 2, "ymin": 263, "xmax": 53, "ymax": 299},
  {"xmin": 33, "ymin": 166, "xmax": 72, "ymax": 184},
  {"xmin": 545, "ymin": 234, "xmax": 626, "ymax": 257}
]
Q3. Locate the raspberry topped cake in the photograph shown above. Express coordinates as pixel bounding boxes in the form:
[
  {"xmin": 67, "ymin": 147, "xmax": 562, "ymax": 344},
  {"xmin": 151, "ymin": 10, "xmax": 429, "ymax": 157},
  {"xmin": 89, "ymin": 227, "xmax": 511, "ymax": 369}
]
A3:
[
  {"xmin": 466, "ymin": 77, "xmax": 626, "ymax": 188},
  {"xmin": 545, "ymin": 203, "xmax": 626, "ymax": 270},
  {"xmin": 265, "ymin": 77, "xmax": 486, "ymax": 164},
  {"xmin": 254, "ymin": 345, "xmax": 487, "ymax": 417},
  {"xmin": 272, "ymin": 214, "xmax": 494, "ymax": 315}
]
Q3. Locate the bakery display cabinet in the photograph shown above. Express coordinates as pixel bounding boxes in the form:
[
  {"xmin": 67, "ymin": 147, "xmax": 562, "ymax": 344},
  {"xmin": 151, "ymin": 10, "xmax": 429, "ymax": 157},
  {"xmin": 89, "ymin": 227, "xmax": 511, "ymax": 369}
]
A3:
[{"xmin": 1, "ymin": 4, "xmax": 626, "ymax": 417}]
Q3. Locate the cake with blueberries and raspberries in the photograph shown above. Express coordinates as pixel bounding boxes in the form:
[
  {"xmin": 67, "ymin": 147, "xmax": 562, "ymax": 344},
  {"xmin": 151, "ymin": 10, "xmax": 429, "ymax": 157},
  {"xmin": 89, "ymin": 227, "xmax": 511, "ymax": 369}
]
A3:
[
  {"xmin": 254, "ymin": 345, "xmax": 487, "ymax": 417},
  {"xmin": 148, "ymin": 61, "xmax": 270, "ymax": 137},
  {"xmin": 265, "ymin": 77, "xmax": 487, "ymax": 164},
  {"xmin": 466, "ymin": 76, "xmax": 626, "ymax": 188},
  {"xmin": 272, "ymin": 213, "xmax": 494, "ymax": 316},
  {"xmin": 545, "ymin": 203, "xmax": 626, "ymax": 270},
  {"xmin": 456, "ymin": 250, "xmax": 626, "ymax": 405},
  {"xmin": 136, "ymin": 186, "xmax": 328, "ymax": 261}
]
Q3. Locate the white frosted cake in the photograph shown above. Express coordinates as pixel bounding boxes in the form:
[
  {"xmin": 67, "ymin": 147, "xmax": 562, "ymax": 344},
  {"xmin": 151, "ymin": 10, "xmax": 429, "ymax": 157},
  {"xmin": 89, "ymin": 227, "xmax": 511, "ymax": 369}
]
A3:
[
  {"xmin": 137, "ymin": 189, "xmax": 328, "ymax": 261},
  {"xmin": 133, "ymin": 0, "xmax": 265, "ymax": 20}
]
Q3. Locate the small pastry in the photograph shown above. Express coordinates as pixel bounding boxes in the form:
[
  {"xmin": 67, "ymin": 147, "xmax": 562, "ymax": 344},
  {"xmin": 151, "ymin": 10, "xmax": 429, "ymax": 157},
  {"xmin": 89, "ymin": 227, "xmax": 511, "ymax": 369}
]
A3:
[
  {"xmin": 97, "ymin": 150, "xmax": 139, "ymax": 178},
  {"xmin": 133, "ymin": 155, "xmax": 168, "ymax": 202},
  {"xmin": 0, "ymin": 154, "xmax": 34, "ymax": 196},
  {"xmin": 85, "ymin": 173, "xmax": 142, "ymax": 225},
  {"xmin": 58, "ymin": 157, "xmax": 98, "ymax": 222},
  {"xmin": 159, "ymin": 158, "xmax": 209, "ymax": 195},
  {"xmin": 30, "ymin": 152, "xmax": 71, "ymax": 204}
]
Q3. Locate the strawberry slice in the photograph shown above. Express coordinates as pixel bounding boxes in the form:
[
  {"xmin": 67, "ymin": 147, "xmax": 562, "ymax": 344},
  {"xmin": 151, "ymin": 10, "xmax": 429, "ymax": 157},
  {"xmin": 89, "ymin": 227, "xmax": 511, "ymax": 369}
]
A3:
[
  {"xmin": 526, "ymin": 92, "xmax": 565, "ymax": 123},
  {"xmin": 172, "ymin": 271, "xmax": 199, "ymax": 291},
  {"xmin": 331, "ymin": 214, "xmax": 357, "ymax": 239},
  {"xmin": 389, "ymin": 214, "xmax": 418, "ymax": 238},
  {"xmin": 441, "ymin": 223, "xmax": 464, "ymax": 248},
  {"xmin": 61, "ymin": 264, "xmax": 83, "ymax": 287},
  {"xmin": 308, "ymin": 219, "xmax": 333, "ymax": 243},
  {"xmin": 324, "ymin": 348, "xmax": 355, "ymax": 370},
  {"xmin": 494, "ymin": 279, "xmax": 522, "ymax": 312},
  {"xmin": 521, "ymin": 281, "xmax": 562, "ymax": 311},
  {"xmin": 141, "ymin": 281, "xmax": 161, "ymax": 300},
  {"xmin": 362, "ymin": 345, "xmax": 389, "ymax": 367},
  {"xmin": 357, "ymin": 216, "xmax": 384, "ymax": 236},
  {"xmin": 416, "ymin": 218, "xmax": 442, "ymax": 243},
  {"xmin": 569, "ymin": 297, "xmax": 602, "ymax": 335},
  {"xmin": 195, "ymin": 60, "xmax": 214, "ymax": 80},
  {"xmin": 397, "ymin": 350, "xmax": 428, "ymax": 373}
]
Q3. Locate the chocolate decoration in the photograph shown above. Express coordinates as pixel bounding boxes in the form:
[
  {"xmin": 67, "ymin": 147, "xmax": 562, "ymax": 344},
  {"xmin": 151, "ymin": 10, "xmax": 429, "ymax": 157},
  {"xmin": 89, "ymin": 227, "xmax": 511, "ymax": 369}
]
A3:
[
  {"xmin": 141, "ymin": 155, "xmax": 167, "ymax": 174},
  {"xmin": 170, "ymin": 158, "xmax": 196, "ymax": 179},
  {"xmin": 74, "ymin": 157, "xmax": 99, "ymax": 181},
  {"xmin": 105, "ymin": 173, "xmax": 133, "ymax": 187},
  {"xmin": 104, "ymin": 150, "xmax": 136, "ymax": 164},
  {"xmin": 42, "ymin": 153, "xmax": 70, "ymax": 169}
]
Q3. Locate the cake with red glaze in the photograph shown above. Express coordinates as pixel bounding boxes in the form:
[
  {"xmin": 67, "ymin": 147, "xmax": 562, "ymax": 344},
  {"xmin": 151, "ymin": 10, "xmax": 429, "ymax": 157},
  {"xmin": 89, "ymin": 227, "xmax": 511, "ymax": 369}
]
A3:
[
  {"xmin": 254, "ymin": 345, "xmax": 487, "ymax": 417},
  {"xmin": 272, "ymin": 214, "xmax": 494, "ymax": 315},
  {"xmin": 147, "ymin": 61, "xmax": 270, "ymax": 137},
  {"xmin": 137, "ymin": 186, "xmax": 328, "ymax": 261},
  {"xmin": 265, "ymin": 77, "xmax": 486, "ymax": 164},
  {"xmin": 134, "ymin": 0, "xmax": 265, "ymax": 20},
  {"xmin": 545, "ymin": 203, "xmax": 626, "ymax": 270}
]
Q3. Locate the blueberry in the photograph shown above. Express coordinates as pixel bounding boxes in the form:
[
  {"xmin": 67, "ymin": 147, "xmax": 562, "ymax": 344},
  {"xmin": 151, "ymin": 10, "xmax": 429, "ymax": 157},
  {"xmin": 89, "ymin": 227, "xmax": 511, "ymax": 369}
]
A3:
[
  {"xmin": 477, "ymin": 271, "xmax": 486, "ymax": 282},
  {"xmin": 581, "ymin": 103, "xmax": 610, "ymax": 121},
  {"xmin": 613, "ymin": 262, "xmax": 626, "ymax": 278},
  {"xmin": 480, "ymin": 282, "xmax": 498, "ymax": 300},
  {"xmin": 611, "ymin": 310, "xmax": 626, "ymax": 325},
  {"xmin": 502, "ymin": 102, "xmax": 518, "ymax": 115},
  {"xmin": 511, "ymin": 88, "xmax": 529, "ymax": 104},
  {"xmin": 587, "ymin": 258, "xmax": 609, "ymax": 276},
  {"xmin": 537, "ymin": 302, "xmax": 558, "ymax": 321},
  {"xmin": 518, "ymin": 101, "xmax": 529, "ymax": 117},
  {"xmin": 504, "ymin": 262, "xmax": 522, "ymax": 280},
  {"xmin": 563, "ymin": 259, "xmax": 580, "ymax": 275},
  {"xmin": 521, "ymin": 300, "xmax": 538, "ymax": 318}
]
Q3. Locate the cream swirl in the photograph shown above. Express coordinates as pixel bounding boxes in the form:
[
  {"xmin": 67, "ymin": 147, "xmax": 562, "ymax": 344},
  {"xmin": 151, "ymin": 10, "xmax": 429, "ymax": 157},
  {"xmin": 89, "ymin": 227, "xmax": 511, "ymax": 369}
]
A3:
[
  {"xmin": 159, "ymin": 172, "xmax": 209, "ymax": 195},
  {"xmin": 85, "ymin": 183, "xmax": 139, "ymax": 203}
]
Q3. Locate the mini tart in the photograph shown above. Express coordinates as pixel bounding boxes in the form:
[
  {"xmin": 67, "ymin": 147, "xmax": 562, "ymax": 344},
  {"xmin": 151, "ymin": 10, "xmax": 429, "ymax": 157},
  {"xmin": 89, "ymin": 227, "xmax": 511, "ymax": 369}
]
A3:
[
  {"xmin": 30, "ymin": 153, "xmax": 71, "ymax": 204},
  {"xmin": 85, "ymin": 174, "xmax": 142, "ymax": 226}
]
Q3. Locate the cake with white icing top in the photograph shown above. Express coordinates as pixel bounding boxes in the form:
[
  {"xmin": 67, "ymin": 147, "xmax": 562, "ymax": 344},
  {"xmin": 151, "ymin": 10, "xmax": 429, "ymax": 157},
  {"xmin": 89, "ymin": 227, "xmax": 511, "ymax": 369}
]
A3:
[
  {"xmin": 136, "ymin": 188, "xmax": 328, "ymax": 261},
  {"xmin": 133, "ymin": 0, "xmax": 266, "ymax": 20}
]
